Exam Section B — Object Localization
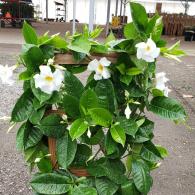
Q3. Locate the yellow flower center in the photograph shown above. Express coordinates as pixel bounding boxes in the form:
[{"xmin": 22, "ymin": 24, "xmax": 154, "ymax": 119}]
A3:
[
  {"xmin": 45, "ymin": 76, "xmax": 53, "ymax": 82},
  {"xmin": 98, "ymin": 64, "xmax": 104, "ymax": 73},
  {"xmin": 146, "ymin": 45, "xmax": 151, "ymax": 51}
]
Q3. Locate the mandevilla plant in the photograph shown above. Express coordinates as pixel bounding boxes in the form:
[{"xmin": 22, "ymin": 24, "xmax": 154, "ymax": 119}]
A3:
[{"xmin": 2, "ymin": 2, "xmax": 187, "ymax": 195}]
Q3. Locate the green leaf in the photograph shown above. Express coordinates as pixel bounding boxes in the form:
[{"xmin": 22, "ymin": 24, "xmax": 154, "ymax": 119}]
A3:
[
  {"xmin": 132, "ymin": 159, "xmax": 153, "ymax": 194},
  {"xmin": 149, "ymin": 96, "xmax": 186, "ymax": 120},
  {"xmin": 87, "ymin": 158, "xmax": 127, "ymax": 185},
  {"xmin": 19, "ymin": 70, "xmax": 33, "ymax": 80},
  {"xmin": 72, "ymin": 186, "xmax": 97, "ymax": 195},
  {"xmin": 152, "ymin": 16, "xmax": 163, "ymax": 42},
  {"xmin": 95, "ymin": 80, "xmax": 117, "ymax": 113},
  {"xmin": 37, "ymin": 158, "xmax": 52, "ymax": 173},
  {"xmin": 73, "ymin": 144, "xmax": 92, "ymax": 166},
  {"xmin": 80, "ymin": 89, "xmax": 99, "ymax": 114},
  {"xmin": 49, "ymin": 35, "xmax": 68, "ymax": 49},
  {"xmin": 127, "ymin": 68, "xmax": 142, "ymax": 76},
  {"xmin": 124, "ymin": 22, "xmax": 138, "ymax": 39},
  {"xmin": 121, "ymin": 180, "xmax": 140, "ymax": 195},
  {"xmin": 70, "ymin": 119, "xmax": 89, "ymax": 140},
  {"xmin": 89, "ymin": 108, "xmax": 112, "ymax": 127},
  {"xmin": 152, "ymin": 88, "xmax": 164, "ymax": 97},
  {"xmin": 105, "ymin": 132, "xmax": 118, "ymax": 155},
  {"xmin": 64, "ymin": 70, "xmax": 84, "ymax": 98},
  {"xmin": 130, "ymin": 2, "xmax": 148, "ymax": 32},
  {"xmin": 31, "ymin": 79, "xmax": 52, "ymax": 104},
  {"xmin": 118, "ymin": 117, "xmax": 138, "ymax": 137},
  {"xmin": 11, "ymin": 89, "xmax": 34, "ymax": 122},
  {"xmin": 134, "ymin": 119, "xmax": 154, "ymax": 143},
  {"xmin": 156, "ymin": 145, "xmax": 168, "ymax": 158},
  {"xmin": 110, "ymin": 124, "xmax": 126, "ymax": 147},
  {"xmin": 57, "ymin": 131, "xmax": 77, "ymax": 169},
  {"xmin": 22, "ymin": 21, "xmax": 38, "ymax": 45},
  {"xmin": 68, "ymin": 36, "xmax": 91, "ymax": 54},
  {"xmin": 37, "ymin": 114, "xmax": 65, "ymax": 138},
  {"xmin": 120, "ymin": 75, "xmax": 133, "ymax": 86},
  {"xmin": 95, "ymin": 177, "xmax": 119, "ymax": 195},
  {"xmin": 29, "ymin": 107, "xmax": 45, "ymax": 125},
  {"xmin": 30, "ymin": 173, "xmax": 71, "ymax": 194},
  {"xmin": 105, "ymin": 32, "xmax": 116, "ymax": 44},
  {"xmin": 16, "ymin": 122, "xmax": 43, "ymax": 150},
  {"xmin": 140, "ymin": 141, "xmax": 162, "ymax": 163},
  {"xmin": 63, "ymin": 94, "xmax": 80, "ymax": 119}
]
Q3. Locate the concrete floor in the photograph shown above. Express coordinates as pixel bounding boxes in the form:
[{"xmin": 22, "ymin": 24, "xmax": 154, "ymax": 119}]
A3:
[{"xmin": 0, "ymin": 22, "xmax": 195, "ymax": 195}]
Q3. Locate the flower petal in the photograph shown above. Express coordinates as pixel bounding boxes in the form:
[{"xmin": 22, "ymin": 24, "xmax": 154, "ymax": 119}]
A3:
[
  {"xmin": 88, "ymin": 59, "xmax": 99, "ymax": 71},
  {"xmin": 94, "ymin": 73, "xmax": 102, "ymax": 80},
  {"xmin": 102, "ymin": 68, "xmax": 111, "ymax": 79},
  {"xmin": 99, "ymin": 57, "xmax": 111, "ymax": 67},
  {"xmin": 39, "ymin": 66, "xmax": 53, "ymax": 76}
]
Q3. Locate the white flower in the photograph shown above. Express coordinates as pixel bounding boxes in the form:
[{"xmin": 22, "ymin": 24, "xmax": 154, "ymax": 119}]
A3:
[
  {"xmin": 87, "ymin": 57, "xmax": 111, "ymax": 80},
  {"xmin": 125, "ymin": 104, "xmax": 132, "ymax": 119},
  {"xmin": 164, "ymin": 86, "xmax": 171, "ymax": 97},
  {"xmin": 0, "ymin": 65, "xmax": 15, "ymax": 85},
  {"xmin": 34, "ymin": 66, "xmax": 64, "ymax": 94},
  {"xmin": 47, "ymin": 58, "xmax": 55, "ymax": 66},
  {"xmin": 135, "ymin": 38, "xmax": 160, "ymax": 62},
  {"xmin": 155, "ymin": 72, "xmax": 171, "ymax": 97}
]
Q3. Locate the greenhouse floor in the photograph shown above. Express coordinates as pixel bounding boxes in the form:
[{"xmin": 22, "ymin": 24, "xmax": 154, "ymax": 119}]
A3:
[{"xmin": 0, "ymin": 22, "xmax": 195, "ymax": 195}]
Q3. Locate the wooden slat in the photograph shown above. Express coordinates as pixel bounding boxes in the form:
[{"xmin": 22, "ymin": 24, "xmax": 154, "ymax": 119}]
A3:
[{"xmin": 54, "ymin": 52, "xmax": 119, "ymax": 65}]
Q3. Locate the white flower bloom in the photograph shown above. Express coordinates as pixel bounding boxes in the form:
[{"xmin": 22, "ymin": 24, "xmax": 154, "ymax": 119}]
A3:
[
  {"xmin": 164, "ymin": 86, "xmax": 171, "ymax": 97},
  {"xmin": 87, "ymin": 57, "xmax": 111, "ymax": 80},
  {"xmin": 34, "ymin": 66, "xmax": 64, "ymax": 94},
  {"xmin": 155, "ymin": 72, "xmax": 171, "ymax": 97},
  {"xmin": 155, "ymin": 72, "xmax": 169, "ymax": 91},
  {"xmin": 125, "ymin": 104, "xmax": 132, "ymax": 119},
  {"xmin": 0, "ymin": 65, "xmax": 15, "ymax": 85},
  {"xmin": 135, "ymin": 38, "xmax": 160, "ymax": 62}
]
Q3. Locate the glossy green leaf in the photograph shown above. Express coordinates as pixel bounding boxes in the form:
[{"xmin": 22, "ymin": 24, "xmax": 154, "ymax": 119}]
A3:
[
  {"xmin": 70, "ymin": 119, "xmax": 89, "ymax": 140},
  {"xmin": 134, "ymin": 119, "xmax": 154, "ymax": 143},
  {"xmin": 11, "ymin": 89, "xmax": 34, "ymax": 122},
  {"xmin": 87, "ymin": 158, "xmax": 127, "ymax": 185},
  {"xmin": 64, "ymin": 70, "xmax": 84, "ymax": 98},
  {"xmin": 110, "ymin": 124, "xmax": 126, "ymax": 147},
  {"xmin": 73, "ymin": 144, "xmax": 92, "ymax": 166},
  {"xmin": 63, "ymin": 94, "xmax": 80, "ymax": 119},
  {"xmin": 156, "ymin": 145, "xmax": 168, "ymax": 158},
  {"xmin": 95, "ymin": 80, "xmax": 117, "ymax": 113},
  {"xmin": 31, "ymin": 79, "xmax": 52, "ymax": 104},
  {"xmin": 95, "ymin": 177, "xmax": 119, "ymax": 195},
  {"xmin": 30, "ymin": 173, "xmax": 71, "ymax": 194},
  {"xmin": 141, "ymin": 141, "xmax": 162, "ymax": 163},
  {"xmin": 149, "ymin": 96, "xmax": 186, "ymax": 120},
  {"xmin": 127, "ymin": 68, "xmax": 142, "ymax": 76},
  {"xmin": 37, "ymin": 114, "xmax": 65, "ymax": 138},
  {"xmin": 132, "ymin": 159, "xmax": 153, "ymax": 194},
  {"xmin": 80, "ymin": 89, "xmax": 99, "ymax": 114},
  {"xmin": 16, "ymin": 122, "xmax": 43, "ymax": 150},
  {"xmin": 105, "ymin": 132, "xmax": 118, "ymax": 155},
  {"xmin": 130, "ymin": 2, "xmax": 148, "ymax": 32},
  {"xmin": 121, "ymin": 180, "xmax": 140, "ymax": 195},
  {"xmin": 37, "ymin": 158, "xmax": 52, "ymax": 173},
  {"xmin": 118, "ymin": 117, "xmax": 138, "ymax": 137},
  {"xmin": 23, "ymin": 21, "xmax": 38, "ymax": 45},
  {"xmin": 89, "ymin": 108, "xmax": 113, "ymax": 127},
  {"xmin": 29, "ymin": 107, "xmax": 45, "ymax": 125},
  {"xmin": 124, "ymin": 22, "xmax": 138, "ymax": 39},
  {"xmin": 57, "ymin": 131, "xmax": 77, "ymax": 169},
  {"xmin": 68, "ymin": 36, "xmax": 91, "ymax": 54},
  {"xmin": 71, "ymin": 185, "xmax": 97, "ymax": 195}
]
